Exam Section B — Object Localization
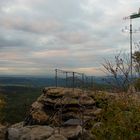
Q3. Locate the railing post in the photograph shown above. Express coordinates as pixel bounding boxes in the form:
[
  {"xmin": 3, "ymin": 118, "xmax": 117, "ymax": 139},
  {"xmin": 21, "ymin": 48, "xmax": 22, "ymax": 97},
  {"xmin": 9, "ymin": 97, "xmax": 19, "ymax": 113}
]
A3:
[
  {"xmin": 72, "ymin": 72, "xmax": 75, "ymax": 91},
  {"xmin": 66, "ymin": 72, "xmax": 68, "ymax": 88},
  {"xmin": 91, "ymin": 76, "xmax": 94, "ymax": 88},
  {"xmin": 82, "ymin": 74, "xmax": 85, "ymax": 90},
  {"xmin": 86, "ymin": 76, "xmax": 88, "ymax": 89},
  {"xmin": 55, "ymin": 69, "xmax": 58, "ymax": 87}
]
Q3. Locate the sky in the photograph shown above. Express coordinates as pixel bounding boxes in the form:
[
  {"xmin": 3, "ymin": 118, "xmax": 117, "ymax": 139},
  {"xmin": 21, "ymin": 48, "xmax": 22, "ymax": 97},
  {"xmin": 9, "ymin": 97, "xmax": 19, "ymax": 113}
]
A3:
[{"xmin": 0, "ymin": 0, "xmax": 140, "ymax": 76}]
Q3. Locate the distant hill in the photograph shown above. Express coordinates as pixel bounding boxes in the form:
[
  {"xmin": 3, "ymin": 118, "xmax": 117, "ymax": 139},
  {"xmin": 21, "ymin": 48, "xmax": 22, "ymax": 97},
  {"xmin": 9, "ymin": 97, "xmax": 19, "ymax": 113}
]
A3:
[
  {"xmin": 0, "ymin": 76, "xmax": 106, "ymax": 88},
  {"xmin": 0, "ymin": 76, "xmax": 55, "ymax": 87}
]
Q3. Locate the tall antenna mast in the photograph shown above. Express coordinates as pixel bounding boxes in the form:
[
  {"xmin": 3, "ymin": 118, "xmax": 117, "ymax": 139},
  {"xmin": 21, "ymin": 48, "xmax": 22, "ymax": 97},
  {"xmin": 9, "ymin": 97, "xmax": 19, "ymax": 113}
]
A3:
[{"xmin": 122, "ymin": 8, "xmax": 140, "ymax": 84}]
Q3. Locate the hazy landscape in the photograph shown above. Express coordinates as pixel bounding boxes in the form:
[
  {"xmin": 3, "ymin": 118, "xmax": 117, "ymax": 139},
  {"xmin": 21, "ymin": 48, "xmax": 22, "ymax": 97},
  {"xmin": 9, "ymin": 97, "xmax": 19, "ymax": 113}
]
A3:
[{"xmin": 0, "ymin": 0, "xmax": 140, "ymax": 139}]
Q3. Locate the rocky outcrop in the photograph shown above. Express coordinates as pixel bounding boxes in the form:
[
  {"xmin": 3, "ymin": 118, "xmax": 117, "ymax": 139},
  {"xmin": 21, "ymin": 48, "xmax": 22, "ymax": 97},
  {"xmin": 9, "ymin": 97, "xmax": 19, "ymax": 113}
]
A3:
[
  {"xmin": 7, "ymin": 122, "xmax": 84, "ymax": 140},
  {"xmin": 24, "ymin": 87, "xmax": 98, "ymax": 127},
  {"xmin": 7, "ymin": 123, "xmax": 56, "ymax": 140},
  {"xmin": 1, "ymin": 87, "xmax": 105, "ymax": 140}
]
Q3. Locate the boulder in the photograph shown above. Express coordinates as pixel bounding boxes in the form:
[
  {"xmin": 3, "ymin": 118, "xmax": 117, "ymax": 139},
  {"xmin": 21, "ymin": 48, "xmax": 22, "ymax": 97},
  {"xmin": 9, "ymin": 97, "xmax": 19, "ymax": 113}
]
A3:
[
  {"xmin": 7, "ymin": 123, "xmax": 84, "ymax": 140},
  {"xmin": 8, "ymin": 124, "xmax": 54, "ymax": 140},
  {"xmin": 8, "ymin": 127, "xmax": 21, "ymax": 140},
  {"xmin": 79, "ymin": 95, "xmax": 95, "ymax": 106},
  {"xmin": 60, "ymin": 125, "xmax": 82, "ymax": 139},
  {"xmin": 30, "ymin": 126, "xmax": 54, "ymax": 140}
]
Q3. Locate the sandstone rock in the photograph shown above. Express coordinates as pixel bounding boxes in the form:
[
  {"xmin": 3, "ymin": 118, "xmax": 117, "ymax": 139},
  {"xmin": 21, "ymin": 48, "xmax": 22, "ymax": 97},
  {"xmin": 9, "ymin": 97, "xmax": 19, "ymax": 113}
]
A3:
[
  {"xmin": 47, "ymin": 134, "xmax": 67, "ymax": 140},
  {"xmin": 7, "ymin": 123, "xmax": 84, "ymax": 140},
  {"xmin": 43, "ymin": 87, "xmax": 66, "ymax": 97},
  {"xmin": 6, "ymin": 87, "xmax": 108, "ymax": 140},
  {"xmin": 43, "ymin": 87, "xmax": 83, "ymax": 98},
  {"xmin": 8, "ymin": 123, "xmax": 30, "ymax": 140},
  {"xmin": 32, "ymin": 110, "xmax": 49, "ymax": 123},
  {"xmin": 8, "ymin": 128, "xmax": 20, "ymax": 140},
  {"xmin": 79, "ymin": 95, "xmax": 95, "ymax": 106},
  {"xmin": 8, "ymin": 124, "xmax": 54, "ymax": 140},
  {"xmin": 11, "ymin": 122, "xmax": 24, "ymax": 128},
  {"xmin": 62, "ymin": 112, "xmax": 80, "ymax": 121},
  {"xmin": 63, "ymin": 119, "xmax": 82, "ymax": 126},
  {"xmin": 20, "ymin": 133, "xmax": 31, "ymax": 140},
  {"xmin": 30, "ymin": 126, "xmax": 54, "ymax": 140},
  {"xmin": 24, "ymin": 87, "xmax": 95, "ymax": 126},
  {"xmin": 31, "ymin": 101, "xmax": 44, "ymax": 109},
  {"xmin": 60, "ymin": 125, "xmax": 82, "ymax": 139}
]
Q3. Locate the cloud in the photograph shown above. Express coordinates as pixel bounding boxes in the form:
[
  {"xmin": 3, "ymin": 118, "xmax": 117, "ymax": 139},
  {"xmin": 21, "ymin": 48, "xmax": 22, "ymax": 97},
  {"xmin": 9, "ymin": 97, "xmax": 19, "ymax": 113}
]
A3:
[
  {"xmin": 0, "ymin": 0, "xmax": 139, "ymax": 76},
  {"xmin": 0, "ymin": 17, "xmax": 62, "ymax": 34},
  {"xmin": 32, "ymin": 50, "xmax": 68, "ymax": 58}
]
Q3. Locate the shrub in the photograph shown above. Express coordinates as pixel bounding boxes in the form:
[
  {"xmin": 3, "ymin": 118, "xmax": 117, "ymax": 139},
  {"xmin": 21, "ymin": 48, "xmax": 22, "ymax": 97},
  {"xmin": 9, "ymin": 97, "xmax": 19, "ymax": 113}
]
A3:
[
  {"xmin": 91, "ymin": 92, "xmax": 140, "ymax": 140},
  {"xmin": 134, "ymin": 78, "xmax": 140, "ymax": 91}
]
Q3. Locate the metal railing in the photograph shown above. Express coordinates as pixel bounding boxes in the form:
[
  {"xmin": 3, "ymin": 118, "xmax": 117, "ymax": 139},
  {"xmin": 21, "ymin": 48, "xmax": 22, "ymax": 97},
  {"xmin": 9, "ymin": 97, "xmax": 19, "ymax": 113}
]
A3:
[
  {"xmin": 53, "ymin": 69, "xmax": 94, "ymax": 139},
  {"xmin": 55, "ymin": 69, "xmax": 94, "ymax": 91}
]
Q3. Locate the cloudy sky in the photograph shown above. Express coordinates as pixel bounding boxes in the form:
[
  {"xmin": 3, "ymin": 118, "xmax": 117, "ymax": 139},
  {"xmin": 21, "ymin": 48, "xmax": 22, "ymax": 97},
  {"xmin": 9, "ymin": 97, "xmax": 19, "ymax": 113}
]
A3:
[{"xmin": 0, "ymin": 0, "xmax": 140, "ymax": 76}]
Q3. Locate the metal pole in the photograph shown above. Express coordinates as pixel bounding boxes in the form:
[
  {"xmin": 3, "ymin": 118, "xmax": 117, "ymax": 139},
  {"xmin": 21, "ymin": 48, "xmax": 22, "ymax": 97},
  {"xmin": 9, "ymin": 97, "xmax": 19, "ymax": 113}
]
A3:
[
  {"xmin": 82, "ymin": 74, "xmax": 85, "ymax": 92},
  {"xmin": 91, "ymin": 76, "xmax": 93, "ymax": 88},
  {"xmin": 66, "ymin": 72, "xmax": 68, "ymax": 87},
  {"xmin": 55, "ymin": 69, "xmax": 58, "ymax": 87},
  {"xmin": 130, "ymin": 19, "xmax": 133, "ymax": 82},
  {"xmin": 72, "ymin": 72, "xmax": 75, "ymax": 91},
  {"xmin": 86, "ymin": 76, "xmax": 88, "ymax": 89}
]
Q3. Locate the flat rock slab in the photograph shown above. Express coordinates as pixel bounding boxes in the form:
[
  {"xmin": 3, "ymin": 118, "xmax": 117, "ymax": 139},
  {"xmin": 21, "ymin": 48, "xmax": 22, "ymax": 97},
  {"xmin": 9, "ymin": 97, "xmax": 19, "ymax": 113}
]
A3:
[
  {"xmin": 63, "ymin": 119, "xmax": 82, "ymax": 126},
  {"xmin": 60, "ymin": 125, "xmax": 82, "ymax": 139},
  {"xmin": 8, "ymin": 125, "xmax": 54, "ymax": 140}
]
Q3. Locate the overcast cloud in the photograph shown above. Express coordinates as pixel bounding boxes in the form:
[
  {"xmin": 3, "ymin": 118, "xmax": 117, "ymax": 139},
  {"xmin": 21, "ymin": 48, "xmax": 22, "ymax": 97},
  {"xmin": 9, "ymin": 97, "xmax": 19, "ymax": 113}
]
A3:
[{"xmin": 0, "ymin": 0, "xmax": 140, "ymax": 76}]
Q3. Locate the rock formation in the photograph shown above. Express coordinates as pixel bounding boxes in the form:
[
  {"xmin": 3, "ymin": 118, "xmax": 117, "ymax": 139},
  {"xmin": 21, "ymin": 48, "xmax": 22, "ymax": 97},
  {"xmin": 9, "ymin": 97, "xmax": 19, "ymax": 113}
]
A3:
[
  {"xmin": 1, "ymin": 87, "xmax": 104, "ymax": 140},
  {"xmin": 24, "ymin": 87, "xmax": 97, "ymax": 127}
]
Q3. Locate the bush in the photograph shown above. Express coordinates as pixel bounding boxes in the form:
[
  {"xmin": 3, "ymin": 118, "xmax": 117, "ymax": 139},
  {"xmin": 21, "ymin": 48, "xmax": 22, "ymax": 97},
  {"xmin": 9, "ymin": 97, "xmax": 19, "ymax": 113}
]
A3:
[
  {"xmin": 134, "ymin": 78, "xmax": 140, "ymax": 91},
  {"xmin": 91, "ymin": 92, "xmax": 140, "ymax": 140}
]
